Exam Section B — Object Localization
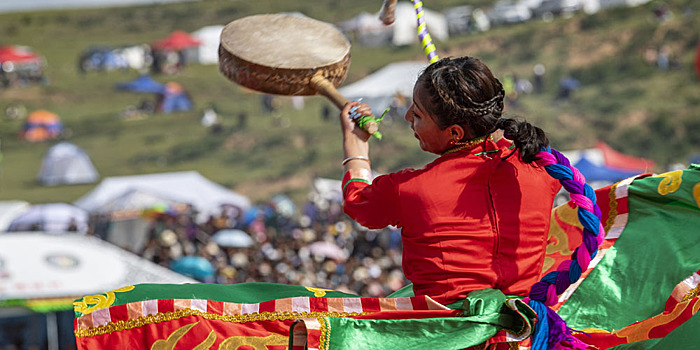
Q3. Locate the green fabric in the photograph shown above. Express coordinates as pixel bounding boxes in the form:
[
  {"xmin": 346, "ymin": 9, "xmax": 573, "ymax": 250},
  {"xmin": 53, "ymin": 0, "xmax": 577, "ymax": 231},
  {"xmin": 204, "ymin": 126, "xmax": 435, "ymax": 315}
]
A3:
[
  {"xmin": 316, "ymin": 289, "xmax": 534, "ymax": 350},
  {"xmin": 558, "ymin": 165, "xmax": 700, "ymax": 330},
  {"xmin": 74, "ymin": 282, "xmax": 360, "ymax": 317},
  {"xmin": 386, "ymin": 283, "xmax": 414, "ymax": 298},
  {"xmin": 385, "ymin": 284, "xmax": 521, "ymax": 311}
]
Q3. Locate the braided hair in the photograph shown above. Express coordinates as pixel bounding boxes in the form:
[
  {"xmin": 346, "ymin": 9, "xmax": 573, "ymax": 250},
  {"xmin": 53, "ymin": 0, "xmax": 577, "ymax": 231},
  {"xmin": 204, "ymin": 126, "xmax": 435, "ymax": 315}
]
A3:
[{"xmin": 418, "ymin": 57, "xmax": 548, "ymax": 163}]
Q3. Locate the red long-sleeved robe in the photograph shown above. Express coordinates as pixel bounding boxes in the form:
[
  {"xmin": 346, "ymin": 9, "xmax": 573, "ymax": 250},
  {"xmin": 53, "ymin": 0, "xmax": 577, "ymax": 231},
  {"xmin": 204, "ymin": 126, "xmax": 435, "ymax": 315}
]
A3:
[{"xmin": 343, "ymin": 140, "xmax": 560, "ymax": 304}]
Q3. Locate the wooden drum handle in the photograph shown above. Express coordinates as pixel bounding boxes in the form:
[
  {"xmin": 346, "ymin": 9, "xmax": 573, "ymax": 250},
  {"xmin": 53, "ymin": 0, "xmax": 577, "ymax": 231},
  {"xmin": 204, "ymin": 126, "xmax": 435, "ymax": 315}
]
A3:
[
  {"xmin": 310, "ymin": 73, "xmax": 378, "ymax": 135},
  {"xmin": 379, "ymin": 0, "xmax": 398, "ymax": 25},
  {"xmin": 310, "ymin": 73, "xmax": 348, "ymax": 110}
]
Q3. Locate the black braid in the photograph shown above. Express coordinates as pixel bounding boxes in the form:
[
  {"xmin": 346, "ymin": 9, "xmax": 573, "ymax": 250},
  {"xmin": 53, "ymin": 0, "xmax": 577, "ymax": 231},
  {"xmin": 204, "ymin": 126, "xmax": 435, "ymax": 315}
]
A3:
[
  {"xmin": 419, "ymin": 57, "xmax": 505, "ymax": 138},
  {"xmin": 496, "ymin": 118, "xmax": 549, "ymax": 163}
]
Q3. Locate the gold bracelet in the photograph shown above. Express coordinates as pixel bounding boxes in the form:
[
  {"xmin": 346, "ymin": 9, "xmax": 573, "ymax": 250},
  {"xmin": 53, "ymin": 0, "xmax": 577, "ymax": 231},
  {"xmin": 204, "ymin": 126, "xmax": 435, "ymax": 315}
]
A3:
[{"xmin": 342, "ymin": 156, "xmax": 370, "ymax": 166}]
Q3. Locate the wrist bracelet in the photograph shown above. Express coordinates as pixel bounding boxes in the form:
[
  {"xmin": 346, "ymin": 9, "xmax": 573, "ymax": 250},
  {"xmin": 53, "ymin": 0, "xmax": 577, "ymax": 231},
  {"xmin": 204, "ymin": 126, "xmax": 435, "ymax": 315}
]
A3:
[{"xmin": 342, "ymin": 155, "xmax": 370, "ymax": 166}]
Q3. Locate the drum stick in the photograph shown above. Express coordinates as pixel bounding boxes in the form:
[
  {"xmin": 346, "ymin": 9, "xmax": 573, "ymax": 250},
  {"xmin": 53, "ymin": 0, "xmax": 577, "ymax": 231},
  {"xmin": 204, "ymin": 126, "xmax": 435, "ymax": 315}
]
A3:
[
  {"xmin": 379, "ymin": 0, "xmax": 398, "ymax": 25},
  {"xmin": 413, "ymin": 0, "xmax": 439, "ymax": 64}
]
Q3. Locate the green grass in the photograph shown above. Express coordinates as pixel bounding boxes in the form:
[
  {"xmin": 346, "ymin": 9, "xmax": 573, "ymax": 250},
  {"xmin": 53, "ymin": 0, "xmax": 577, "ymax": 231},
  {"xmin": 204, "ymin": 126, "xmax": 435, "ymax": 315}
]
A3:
[{"xmin": 0, "ymin": 0, "xmax": 698, "ymax": 206}]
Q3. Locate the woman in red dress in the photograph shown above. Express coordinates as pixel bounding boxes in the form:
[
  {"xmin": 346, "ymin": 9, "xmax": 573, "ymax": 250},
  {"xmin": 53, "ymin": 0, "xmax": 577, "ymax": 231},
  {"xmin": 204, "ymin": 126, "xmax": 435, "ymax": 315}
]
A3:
[{"xmin": 339, "ymin": 56, "xmax": 561, "ymax": 306}]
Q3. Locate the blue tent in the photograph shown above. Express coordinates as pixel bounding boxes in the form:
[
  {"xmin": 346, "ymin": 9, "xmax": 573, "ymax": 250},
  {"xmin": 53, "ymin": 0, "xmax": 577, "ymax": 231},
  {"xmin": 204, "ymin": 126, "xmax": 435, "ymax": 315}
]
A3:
[
  {"xmin": 115, "ymin": 74, "xmax": 165, "ymax": 93},
  {"xmin": 689, "ymin": 154, "xmax": 700, "ymax": 165},
  {"xmin": 157, "ymin": 82, "xmax": 192, "ymax": 113},
  {"xmin": 574, "ymin": 157, "xmax": 640, "ymax": 183}
]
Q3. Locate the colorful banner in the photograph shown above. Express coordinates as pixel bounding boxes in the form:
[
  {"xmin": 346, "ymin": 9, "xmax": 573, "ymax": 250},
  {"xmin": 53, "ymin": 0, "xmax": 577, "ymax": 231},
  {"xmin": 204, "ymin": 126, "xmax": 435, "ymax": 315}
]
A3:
[
  {"xmin": 74, "ymin": 284, "xmax": 532, "ymax": 350},
  {"xmin": 74, "ymin": 165, "xmax": 700, "ymax": 349}
]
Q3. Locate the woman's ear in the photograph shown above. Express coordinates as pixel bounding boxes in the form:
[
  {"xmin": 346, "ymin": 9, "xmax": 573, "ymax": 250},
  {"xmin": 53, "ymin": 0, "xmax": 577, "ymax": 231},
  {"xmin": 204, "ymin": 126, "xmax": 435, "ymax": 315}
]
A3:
[{"xmin": 447, "ymin": 125, "xmax": 466, "ymax": 142}]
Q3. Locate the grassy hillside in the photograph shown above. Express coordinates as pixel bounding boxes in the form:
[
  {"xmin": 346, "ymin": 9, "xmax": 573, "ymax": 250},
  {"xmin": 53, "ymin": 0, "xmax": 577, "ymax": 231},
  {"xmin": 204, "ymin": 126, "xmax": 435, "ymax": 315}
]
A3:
[{"xmin": 0, "ymin": 0, "xmax": 697, "ymax": 205}]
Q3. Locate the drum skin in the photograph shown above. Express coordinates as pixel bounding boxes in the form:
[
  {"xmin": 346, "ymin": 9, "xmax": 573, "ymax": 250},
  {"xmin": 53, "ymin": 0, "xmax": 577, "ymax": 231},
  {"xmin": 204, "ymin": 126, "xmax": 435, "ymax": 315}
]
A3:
[{"xmin": 219, "ymin": 14, "xmax": 351, "ymax": 96}]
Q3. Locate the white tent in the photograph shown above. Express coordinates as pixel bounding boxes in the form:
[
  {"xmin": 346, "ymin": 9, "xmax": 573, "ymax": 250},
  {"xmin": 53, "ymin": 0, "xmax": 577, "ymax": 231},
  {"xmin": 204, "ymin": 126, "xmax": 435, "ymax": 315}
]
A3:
[
  {"xmin": 7, "ymin": 203, "xmax": 89, "ymax": 234},
  {"xmin": 191, "ymin": 25, "xmax": 224, "ymax": 65},
  {"xmin": 392, "ymin": 2, "xmax": 448, "ymax": 46},
  {"xmin": 338, "ymin": 61, "xmax": 427, "ymax": 114},
  {"xmin": 92, "ymin": 188, "xmax": 191, "ymax": 253},
  {"xmin": 37, "ymin": 142, "xmax": 99, "ymax": 186},
  {"xmin": 0, "ymin": 232, "xmax": 195, "ymax": 302},
  {"xmin": 74, "ymin": 171, "xmax": 250, "ymax": 222},
  {"xmin": 0, "ymin": 200, "xmax": 30, "ymax": 232}
]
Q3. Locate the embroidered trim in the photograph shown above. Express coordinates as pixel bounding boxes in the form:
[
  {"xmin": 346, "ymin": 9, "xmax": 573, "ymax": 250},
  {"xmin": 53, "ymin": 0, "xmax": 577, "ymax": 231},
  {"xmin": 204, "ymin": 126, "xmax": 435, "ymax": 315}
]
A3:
[
  {"xmin": 343, "ymin": 178, "xmax": 370, "ymax": 192},
  {"xmin": 74, "ymin": 309, "xmax": 365, "ymax": 338},
  {"xmin": 681, "ymin": 284, "xmax": 700, "ymax": 302},
  {"xmin": 605, "ymin": 182, "xmax": 620, "ymax": 233},
  {"xmin": 442, "ymin": 134, "xmax": 492, "ymax": 156},
  {"xmin": 318, "ymin": 317, "xmax": 331, "ymax": 350}
]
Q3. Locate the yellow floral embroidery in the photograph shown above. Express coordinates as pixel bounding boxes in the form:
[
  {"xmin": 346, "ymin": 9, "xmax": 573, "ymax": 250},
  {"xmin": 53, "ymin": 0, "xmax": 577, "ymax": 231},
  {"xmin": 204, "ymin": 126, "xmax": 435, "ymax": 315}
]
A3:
[
  {"xmin": 73, "ymin": 285, "xmax": 135, "ymax": 315},
  {"xmin": 192, "ymin": 331, "xmax": 217, "ymax": 350},
  {"xmin": 693, "ymin": 182, "xmax": 700, "ymax": 209},
  {"xmin": 218, "ymin": 334, "xmax": 288, "ymax": 350},
  {"xmin": 543, "ymin": 205, "xmax": 578, "ymax": 272},
  {"xmin": 151, "ymin": 322, "xmax": 198, "ymax": 350},
  {"xmin": 305, "ymin": 286, "xmax": 334, "ymax": 297},
  {"xmin": 657, "ymin": 170, "xmax": 683, "ymax": 195},
  {"xmin": 150, "ymin": 322, "xmax": 288, "ymax": 350}
]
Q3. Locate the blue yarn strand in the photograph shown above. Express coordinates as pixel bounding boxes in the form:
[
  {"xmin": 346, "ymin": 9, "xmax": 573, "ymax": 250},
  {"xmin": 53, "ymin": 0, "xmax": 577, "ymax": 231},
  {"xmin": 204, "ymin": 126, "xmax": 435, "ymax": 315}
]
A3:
[{"xmin": 529, "ymin": 300, "xmax": 550, "ymax": 350}]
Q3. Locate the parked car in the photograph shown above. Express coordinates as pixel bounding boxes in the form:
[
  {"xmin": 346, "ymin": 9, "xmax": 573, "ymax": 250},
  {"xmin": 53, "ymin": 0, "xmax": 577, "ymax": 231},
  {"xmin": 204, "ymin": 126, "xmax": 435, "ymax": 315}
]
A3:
[
  {"xmin": 488, "ymin": 1, "xmax": 532, "ymax": 25},
  {"xmin": 444, "ymin": 5, "xmax": 476, "ymax": 35},
  {"xmin": 531, "ymin": 0, "xmax": 582, "ymax": 19},
  {"xmin": 517, "ymin": 0, "xmax": 545, "ymax": 11}
]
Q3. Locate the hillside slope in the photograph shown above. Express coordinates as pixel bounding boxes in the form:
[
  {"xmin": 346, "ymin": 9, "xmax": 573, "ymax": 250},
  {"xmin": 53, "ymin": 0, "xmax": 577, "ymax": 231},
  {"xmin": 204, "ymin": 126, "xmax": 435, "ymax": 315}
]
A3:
[{"xmin": 0, "ymin": 0, "xmax": 697, "ymax": 204}]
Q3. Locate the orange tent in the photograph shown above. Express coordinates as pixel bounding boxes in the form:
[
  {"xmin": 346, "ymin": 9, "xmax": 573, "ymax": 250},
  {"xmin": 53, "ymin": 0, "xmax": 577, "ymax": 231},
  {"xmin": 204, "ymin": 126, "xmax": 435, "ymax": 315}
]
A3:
[
  {"xmin": 20, "ymin": 110, "xmax": 63, "ymax": 142},
  {"xmin": 0, "ymin": 45, "xmax": 41, "ymax": 65},
  {"xmin": 151, "ymin": 31, "xmax": 201, "ymax": 51}
]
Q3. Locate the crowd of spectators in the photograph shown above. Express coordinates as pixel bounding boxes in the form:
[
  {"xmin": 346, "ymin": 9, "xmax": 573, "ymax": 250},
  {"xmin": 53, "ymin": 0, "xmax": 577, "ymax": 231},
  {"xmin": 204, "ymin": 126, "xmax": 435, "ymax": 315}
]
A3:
[{"xmin": 94, "ymin": 195, "xmax": 408, "ymax": 298}]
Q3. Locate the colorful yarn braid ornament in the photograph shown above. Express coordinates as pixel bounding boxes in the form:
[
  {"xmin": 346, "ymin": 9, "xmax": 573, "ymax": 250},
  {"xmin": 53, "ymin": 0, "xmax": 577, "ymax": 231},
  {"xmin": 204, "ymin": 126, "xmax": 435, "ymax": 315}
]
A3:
[
  {"xmin": 412, "ymin": 0, "xmax": 439, "ymax": 64},
  {"xmin": 350, "ymin": 107, "xmax": 389, "ymax": 140},
  {"xmin": 524, "ymin": 147, "xmax": 605, "ymax": 350}
]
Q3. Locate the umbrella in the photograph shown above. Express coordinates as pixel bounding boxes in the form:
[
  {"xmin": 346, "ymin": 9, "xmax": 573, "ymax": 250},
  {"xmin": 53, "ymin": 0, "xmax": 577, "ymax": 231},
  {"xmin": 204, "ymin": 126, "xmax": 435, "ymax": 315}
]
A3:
[
  {"xmin": 309, "ymin": 241, "xmax": 347, "ymax": 261},
  {"xmin": 170, "ymin": 256, "xmax": 215, "ymax": 281},
  {"xmin": 271, "ymin": 194, "xmax": 295, "ymax": 218},
  {"xmin": 242, "ymin": 205, "xmax": 273, "ymax": 226},
  {"xmin": 212, "ymin": 229, "xmax": 254, "ymax": 248}
]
